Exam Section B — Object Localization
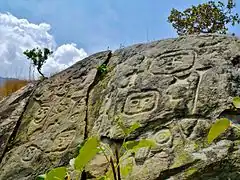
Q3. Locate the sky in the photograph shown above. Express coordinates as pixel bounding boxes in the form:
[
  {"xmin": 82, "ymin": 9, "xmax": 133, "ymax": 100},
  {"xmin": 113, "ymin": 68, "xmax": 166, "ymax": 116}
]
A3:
[{"xmin": 0, "ymin": 0, "xmax": 239, "ymax": 78}]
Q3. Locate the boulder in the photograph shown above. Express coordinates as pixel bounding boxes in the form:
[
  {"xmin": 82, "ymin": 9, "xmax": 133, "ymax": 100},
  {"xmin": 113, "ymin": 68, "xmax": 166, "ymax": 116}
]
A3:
[{"xmin": 1, "ymin": 34, "xmax": 240, "ymax": 179}]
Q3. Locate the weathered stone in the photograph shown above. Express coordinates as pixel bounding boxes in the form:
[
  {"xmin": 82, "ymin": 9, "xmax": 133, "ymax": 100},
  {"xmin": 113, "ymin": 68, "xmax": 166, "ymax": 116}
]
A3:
[
  {"xmin": 0, "ymin": 51, "xmax": 111, "ymax": 180},
  {"xmin": 88, "ymin": 34, "xmax": 240, "ymax": 179},
  {"xmin": 0, "ymin": 83, "xmax": 34, "ymax": 161},
  {"xmin": 1, "ymin": 35, "xmax": 240, "ymax": 179}
]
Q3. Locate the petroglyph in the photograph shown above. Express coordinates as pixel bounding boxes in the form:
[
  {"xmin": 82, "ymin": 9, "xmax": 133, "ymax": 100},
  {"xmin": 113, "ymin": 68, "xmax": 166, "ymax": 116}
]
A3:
[
  {"xmin": 153, "ymin": 129, "xmax": 172, "ymax": 145},
  {"xmin": 55, "ymin": 98, "xmax": 74, "ymax": 114},
  {"xmin": 192, "ymin": 68, "xmax": 212, "ymax": 114},
  {"xmin": 2, "ymin": 36, "xmax": 240, "ymax": 179},
  {"xmin": 123, "ymin": 91, "xmax": 159, "ymax": 116},
  {"xmin": 21, "ymin": 146, "xmax": 40, "ymax": 162},
  {"xmin": 49, "ymin": 130, "xmax": 76, "ymax": 152},
  {"xmin": 33, "ymin": 106, "xmax": 50, "ymax": 124},
  {"xmin": 149, "ymin": 50, "xmax": 196, "ymax": 75}
]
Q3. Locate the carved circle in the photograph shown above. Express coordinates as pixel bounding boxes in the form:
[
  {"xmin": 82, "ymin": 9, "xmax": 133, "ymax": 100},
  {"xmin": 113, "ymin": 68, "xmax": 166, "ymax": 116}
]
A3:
[{"xmin": 153, "ymin": 129, "xmax": 171, "ymax": 144}]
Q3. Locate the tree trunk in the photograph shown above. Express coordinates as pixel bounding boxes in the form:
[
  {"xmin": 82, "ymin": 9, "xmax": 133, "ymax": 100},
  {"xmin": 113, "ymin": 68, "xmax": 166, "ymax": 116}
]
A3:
[{"xmin": 37, "ymin": 68, "xmax": 45, "ymax": 78}]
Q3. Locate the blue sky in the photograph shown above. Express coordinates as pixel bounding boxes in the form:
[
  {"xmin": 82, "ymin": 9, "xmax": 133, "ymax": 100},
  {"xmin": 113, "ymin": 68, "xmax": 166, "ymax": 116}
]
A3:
[
  {"xmin": 1, "ymin": 0, "xmax": 239, "ymax": 54},
  {"xmin": 0, "ymin": 0, "xmax": 239, "ymax": 78}
]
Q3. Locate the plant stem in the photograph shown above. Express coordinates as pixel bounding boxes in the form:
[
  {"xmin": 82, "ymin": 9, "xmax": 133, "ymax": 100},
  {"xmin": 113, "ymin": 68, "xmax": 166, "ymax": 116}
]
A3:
[
  {"xmin": 76, "ymin": 170, "xmax": 82, "ymax": 180},
  {"xmin": 99, "ymin": 145, "xmax": 111, "ymax": 164},
  {"xmin": 115, "ymin": 146, "xmax": 121, "ymax": 180},
  {"xmin": 110, "ymin": 157, "xmax": 117, "ymax": 180}
]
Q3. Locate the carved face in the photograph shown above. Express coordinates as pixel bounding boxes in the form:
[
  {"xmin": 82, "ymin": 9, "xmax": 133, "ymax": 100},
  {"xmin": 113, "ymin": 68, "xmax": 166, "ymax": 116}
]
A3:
[
  {"xmin": 124, "ymin": 91, "xmax": 158, "ymax": 115},
  {"xmin": 150, "ymin": 50, "xmax": 195, "ymax": 74},
  {"xmin": 22, "ymin": 146, "xmax": 38, "ymax": 161},
  {"xmin": 51, "ymin": 131, "xmax": 75, "ymax": 151},
  {"xmin": 34, "ymin": 107, "xmax": 49, "ymax": 123}
]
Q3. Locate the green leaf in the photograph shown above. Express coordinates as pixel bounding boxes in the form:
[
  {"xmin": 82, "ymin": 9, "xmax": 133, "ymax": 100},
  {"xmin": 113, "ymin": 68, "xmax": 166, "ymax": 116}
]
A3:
[
  {"xmin": 97, "ymin": 177, "xmax": 106, "ymax": 180},
  {"xmin": 233, "ymin": 96, "xmax": 240, "ymax": 108},
  {"xmin": 123, "ymin": 139, "xmax": 157, "ymax": 152},
  {"xmin": 117, "ymin": 121, "xmax": 141, "ymax": 136},
  {"xmin": 46, "ymin": 167, "xmax": 67, "ymax": 180},
  {"xmin": 207, "ymin": 118, "xmax": 230, "ymax": 144},
  {"xmin": 74, "ymin": 136, "xmax": 100, "ymax": 171},
  {"xmin": 121, "ymin": 158, "xmax": 134, "ymax": 178},
  {"xmin": 126, "ymin": 122, "xmax": 141, "ymax": 136}
]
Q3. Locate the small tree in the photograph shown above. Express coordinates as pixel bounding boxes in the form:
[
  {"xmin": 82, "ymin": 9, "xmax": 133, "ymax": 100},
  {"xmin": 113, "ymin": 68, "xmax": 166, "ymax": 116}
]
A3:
[
  {"xmin": 23, "ymin": 48, "xmax": 53, "ymax": 78},
  {"xmin": 168, "ymin": 0, "xmax": 240, "ymax": 35}
]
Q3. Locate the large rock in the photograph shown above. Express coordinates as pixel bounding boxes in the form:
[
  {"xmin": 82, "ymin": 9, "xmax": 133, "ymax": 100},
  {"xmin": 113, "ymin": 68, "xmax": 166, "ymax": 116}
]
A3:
[
  {"xmin": 1, "ymin": 34, "xmax": 240, "ymax": 179},
  {"xmin": 0, "ymin": 83, "xmax": 34, "ymax": 160}
]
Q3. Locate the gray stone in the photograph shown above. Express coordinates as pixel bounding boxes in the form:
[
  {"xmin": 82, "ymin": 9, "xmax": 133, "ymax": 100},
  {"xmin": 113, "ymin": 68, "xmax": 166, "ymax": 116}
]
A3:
[
  {"xmin": 1, "ymin": 34, "xmax": 240, "ymax": 179},
  {"xmin": 0, "ymin": 51, "xmax": 111, "ymax": 180},
  {"xmin": 0, "ymin": 83, "xmax": 34, "ymax": 161}
]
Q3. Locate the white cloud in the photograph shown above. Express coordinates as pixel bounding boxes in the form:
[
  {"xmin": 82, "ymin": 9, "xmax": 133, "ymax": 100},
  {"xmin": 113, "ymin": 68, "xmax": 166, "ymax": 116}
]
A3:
[
  {"xmin": 0, "ymin": 12, "xmax": 88, "ymax": 79},
  {"xmin": 43, "ymin": 43, "xmax": 87, "ymax": 76}
]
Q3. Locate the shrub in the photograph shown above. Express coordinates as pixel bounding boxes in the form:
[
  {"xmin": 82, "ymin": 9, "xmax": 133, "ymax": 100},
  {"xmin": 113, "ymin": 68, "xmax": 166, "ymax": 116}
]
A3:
[
  {"xmin": 168, "ymin": 0, "xmax": 240, "ymax": 35},
  {"xmin": 23, "ymin": 47, "xmax": 53, "ymax": 78},
  {"xmin": 38, "ymin": 121, "xmax": 157, "ymax": 180}
]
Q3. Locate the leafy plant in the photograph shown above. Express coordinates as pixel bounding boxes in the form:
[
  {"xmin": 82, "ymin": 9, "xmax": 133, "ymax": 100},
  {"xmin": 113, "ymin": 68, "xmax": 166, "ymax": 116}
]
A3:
[
  {"xmin": 97, "ymin": 120, "xmax": 156, "ymax": 180},
  {"xmin": 37, "ymin": 167, "xmax": 68, "ymax": 180},
  {"xmin": 207, "ymin": 96, "xmax": 240, "ymax": 144},
  {"xmin": 168, "ymin": 0, "xmax": 240, "ymax": 35},
  {"xmin": 207, "ymin": 118, "xmax": 231, "ymax": 144},
  {"xmin": 97, "ymin": 64, "xmax": 108, "ymax": 77},
  {"xmin": 37, "ymin": 121, "xmax": 156, "ymax": 180},
  {"xmin": 23, "ymin": 48, "xmax": 53, "ymax": 78},
  {"xmin": 74, "ymin": 136, "xmax": 100, "ymax": 179},
  {"xmin": 233, "ymin": 96, "xmax": 240, "ymax": 108}
]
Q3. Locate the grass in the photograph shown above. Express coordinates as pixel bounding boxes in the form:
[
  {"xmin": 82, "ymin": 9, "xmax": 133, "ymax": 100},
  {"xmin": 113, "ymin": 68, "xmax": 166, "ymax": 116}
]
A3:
[{"xmin": 0, "ymin": 79, "xmax": 28, "ymax": 100}]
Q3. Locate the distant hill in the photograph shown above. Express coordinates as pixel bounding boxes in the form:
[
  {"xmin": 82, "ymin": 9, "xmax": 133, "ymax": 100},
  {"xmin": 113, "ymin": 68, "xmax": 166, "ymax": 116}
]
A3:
[
  {"xmin": 0, "ymin": 77, "xmax": 6, "ymax": 86},
  {"xmin": 0, "ymin": 77, "xmax": 18, "ymax": 86}
]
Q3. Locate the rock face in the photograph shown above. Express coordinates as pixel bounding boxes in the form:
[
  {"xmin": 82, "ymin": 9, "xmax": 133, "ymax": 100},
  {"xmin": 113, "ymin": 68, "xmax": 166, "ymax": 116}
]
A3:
[
  {"xmin": 0, "ymin": 84, "xmax": 34, "ymax": 160},
  {"xmin": 1, "ymin": 34, "xmax": 240, "ymax": 179}
]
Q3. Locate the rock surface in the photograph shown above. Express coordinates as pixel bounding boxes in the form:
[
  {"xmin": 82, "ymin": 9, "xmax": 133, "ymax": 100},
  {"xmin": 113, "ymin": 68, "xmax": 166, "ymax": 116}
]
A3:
[
  {"xmin": 0, "ymin": 83, "xmax": 34, "ymax": 161},
  {"xmin": 1, "ymin": 34, "xmax": 240, "ymax": 179}
]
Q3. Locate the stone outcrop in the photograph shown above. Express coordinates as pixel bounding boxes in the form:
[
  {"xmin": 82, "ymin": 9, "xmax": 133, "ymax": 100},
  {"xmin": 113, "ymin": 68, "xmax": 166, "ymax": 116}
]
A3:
[
  {"xmin": 0, "ymin": 83, "xmax": 34, "ymax": 160},
  {"xmin": 1, "ymin": 34, "xmax": 240, "ymax": 179}
]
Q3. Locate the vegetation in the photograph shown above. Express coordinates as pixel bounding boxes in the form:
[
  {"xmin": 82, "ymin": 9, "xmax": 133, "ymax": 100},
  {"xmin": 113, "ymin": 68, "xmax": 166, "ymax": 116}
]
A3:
[
  {"xmin": 207, "ymin": 96, "xmax": 240, "ymax": 144},
  {"xmin": 38, "ymin": 121, "xmax": 156, "ymax": 180},
  {"xmin": 0, "ymin": 79, "xmax": 28, "ymax": 100},
  {"xmin": 23, "ymin": 48, "xmax": 53, "ymax": 78},
  {"xmin": 168, "ymin": 0, "xmax": 240, "ymax": 35},
  {"xmin": 97, "ymin": 63, "xmax": 108, "ymax": 77}
]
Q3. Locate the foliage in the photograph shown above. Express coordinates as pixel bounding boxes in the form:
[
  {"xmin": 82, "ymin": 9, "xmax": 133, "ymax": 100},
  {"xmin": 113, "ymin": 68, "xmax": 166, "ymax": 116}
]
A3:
[
  {"xmin": 168, "ymin": 0, "xmax": 240, "ymax": 35},
  {"xmin": 97, "ymin": 63, "xmax": 108, "ymax": 77},
  {"xmin": 37, "ymin": 167, "xmax": 67, "ymax": 180},
  {"xmin": 38, "ymin": 121, "xmax": 157, "ymax": 180},
  {"xmin": 207, "ymin": 96, "xmax": 240, "ymax": 144},
  {"xmin": 74, "ymin": 136, "xmax": 100, "ymax": 179},
  {"xmin": 0, "ymin": 79, "xmax": 28, "ymax": 99},
  {"xmin": 232, "ymin": 96, "xmax": 240, "ymax": 108},
  {"xmin": 23, "ymin": 48, "xmax": 53, "ymax": 78},
  {"xmin": 97, "ymin": 121, "xmax": 156, "ymax": 180},
  {"xmin": 207, "ymin": 118, "xmax": 230, "ymax": 144}
]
